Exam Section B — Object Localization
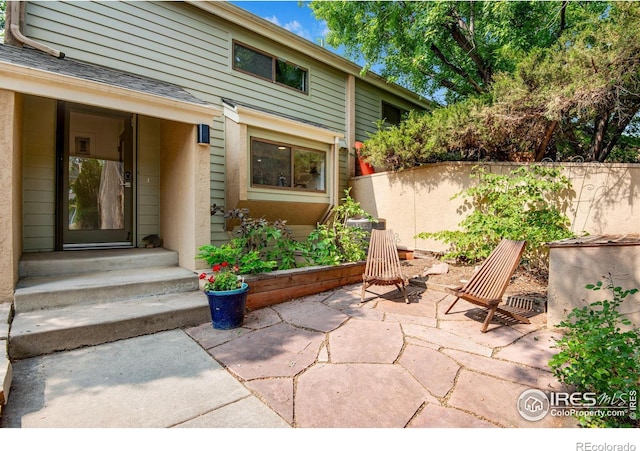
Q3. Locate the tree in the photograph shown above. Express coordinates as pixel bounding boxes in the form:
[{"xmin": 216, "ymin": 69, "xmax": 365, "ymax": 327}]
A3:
[
  {"xmin": 310, "ymin": 0, "xmax": 608, "ymax": 103},
  {"xmin": 352, "ymin": 2, "xmax": 640, "ymax": 164},
  {"xmin": 0, "ymin": 0, "xmax": 6, "ymax": 38}
]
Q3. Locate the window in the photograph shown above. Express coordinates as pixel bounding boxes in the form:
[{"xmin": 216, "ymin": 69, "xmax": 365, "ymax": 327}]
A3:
[
  {"xmin": 233, "ymin": 41, "xmax": 308, "ymax": 93},
  {"xmin": 251, "ymin": 139, "xmax": 325, "ymax": 192},
  {"xmin": 381, "ymin": 101, "xmax": 408, "ymax": 126}
]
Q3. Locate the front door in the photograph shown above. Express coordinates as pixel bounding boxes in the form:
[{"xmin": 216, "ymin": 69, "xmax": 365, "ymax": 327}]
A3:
[{"xmin": 58, "ymin": 103, "xmax": 134, "ymax": 249}]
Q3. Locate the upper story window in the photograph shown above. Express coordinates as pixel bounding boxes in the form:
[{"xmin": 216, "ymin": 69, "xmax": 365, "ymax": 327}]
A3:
[
  {"xmin": 381, "ymin": 101, "xmax": 408, "ymax": 126},
  {"xmin": 233, "ymin": 41, "xmax": 308, "ymax": 93},
  {"xmin": 251, "ymin": 138, "xmax": 326, "ymax": 192}
]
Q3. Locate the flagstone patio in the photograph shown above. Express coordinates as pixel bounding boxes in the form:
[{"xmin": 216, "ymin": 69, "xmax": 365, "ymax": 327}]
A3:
[{"xmin": 185, "ymin": 284, "xmax": 577, "ymax": 428}]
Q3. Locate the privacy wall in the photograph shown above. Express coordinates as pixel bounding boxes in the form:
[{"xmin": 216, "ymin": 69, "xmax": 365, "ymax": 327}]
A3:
[{"xmin": 349, "ymin": 162, "xmax": 640, "ymax": 253}]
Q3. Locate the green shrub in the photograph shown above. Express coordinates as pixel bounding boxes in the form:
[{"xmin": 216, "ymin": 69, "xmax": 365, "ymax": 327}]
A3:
[
  {"xmin": 549, "ymin": 278, "xmax": 640, "ymax": 427},
  {"xmin": 300, "ymin": 188, "xmax": 373, "ymax": 264},
  {"xmin": 416, "ymin": 164, "xmax": 575, "ymax": 269}
]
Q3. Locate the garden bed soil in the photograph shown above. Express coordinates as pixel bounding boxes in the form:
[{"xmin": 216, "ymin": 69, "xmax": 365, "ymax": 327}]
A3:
[{"xmin": 401, "ymin": 252, "xmax": 548, "ymax": 299}]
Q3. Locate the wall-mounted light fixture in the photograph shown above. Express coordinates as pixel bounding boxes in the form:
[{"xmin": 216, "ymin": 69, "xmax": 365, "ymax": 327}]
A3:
[{"xmin": 197, "ymin": 124, "xmax": 210, "ymax": 144}]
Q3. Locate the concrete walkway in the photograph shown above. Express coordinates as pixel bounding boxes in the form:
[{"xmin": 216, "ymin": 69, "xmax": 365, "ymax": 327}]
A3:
[{"xmin": 1, "ymin": 283, "xmax": 577, "ymax": 428}]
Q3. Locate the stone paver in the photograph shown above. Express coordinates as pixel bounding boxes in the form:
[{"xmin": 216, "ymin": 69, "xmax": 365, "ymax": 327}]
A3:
[
  {"xmin": 245, "ymin": 378, "xmax": 294, "ymax": 425},
  {"xmin": 447, "ymin": 370, "xmax": 570, "ymax": 428},
  {"xmin": 398, "ymin": 343, "xmax": 460, "ymax": 398},
  {"xmin": 272, "ymin": 298, "xmax": 349, "ymax": 332},
  {"xmin": 408, "ymin": 403, "xmax": 497, "ymax": 428},
  {"xmin": 494, "ymin": 329, "xmax": 564, "ymax": 370},
  {"xmin": 208, "ymin": 322, "xmax": 324, "ymax": 380},
  {"xmin": 442, "ymin": 348, "xmax": 560, "ymax": 390},
  {"xmin": 329, "ymin": 318, "xmax": 403, "ymax": 363},
  {"xmin": 402, "ymin": 323, "xmax": 494, "ymax": 356},
  {"xmin": 295, "ymin": 363, "xmax": 429, "ymax": 427}
]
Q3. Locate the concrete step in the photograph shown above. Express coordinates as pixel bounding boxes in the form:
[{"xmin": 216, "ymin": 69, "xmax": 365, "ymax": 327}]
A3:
[
  {"xmin": 19, "ymin": 248, "xmax": 179, "ymax": 278},
  {"xmin": 14, "ymin": 266, "xmax": 198, "ymax": 313},
  {"xmin": 9, "ymin": 291, "xmax": 211, "ymax": 360}
]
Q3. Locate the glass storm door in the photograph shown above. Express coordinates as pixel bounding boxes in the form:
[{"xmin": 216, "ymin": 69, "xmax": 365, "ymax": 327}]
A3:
[{"xmin": 61, "ymin": 106, "xmax": 134, "ymax": 248}]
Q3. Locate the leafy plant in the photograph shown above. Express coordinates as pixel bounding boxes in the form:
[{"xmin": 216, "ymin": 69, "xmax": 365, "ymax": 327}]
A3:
[
  {"xmin": 198, "ymin": 209, "xmax": 296, "ymax": 274},
  {"xmin": 549, "ymin": 277, "xmax": 640, "ymax": 427},
  {"xmin": 416, "ymin": 164, "xmax": 575, "ymax": 269},
  {"xmin": 301, "ymin": 188, "xmax": 373, "ymax": 264}
]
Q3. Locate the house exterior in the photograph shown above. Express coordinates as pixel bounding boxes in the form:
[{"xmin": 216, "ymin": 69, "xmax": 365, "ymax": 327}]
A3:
[{"xmin": 0, "ymin": 0, "xmax": 431, "ymax": 303}]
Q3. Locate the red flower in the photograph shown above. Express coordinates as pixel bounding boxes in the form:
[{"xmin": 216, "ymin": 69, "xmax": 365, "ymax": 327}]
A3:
[
  {"xmin": 199, "ymin": 273, "xmax": 207, "ymax": 280},
  {"xmin": 208, "ymin": 275, "xmax": 215, "ymax": 283},
  {"xmin": 212, "ymin": 264, "xmax": 221, "ymax": 272},
  {"xmin": 221, "ymin": 262, "xmax": 229, "ymax": 268}
]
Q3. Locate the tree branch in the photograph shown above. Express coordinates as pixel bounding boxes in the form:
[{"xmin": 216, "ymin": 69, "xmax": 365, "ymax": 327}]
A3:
[
  {"xmin": 447, "ymin": 21, "xmax": 492, "ymax": 86},
  {"xmin": 430, "ymin": 43, "xmax": 484, "ymax": 94}
]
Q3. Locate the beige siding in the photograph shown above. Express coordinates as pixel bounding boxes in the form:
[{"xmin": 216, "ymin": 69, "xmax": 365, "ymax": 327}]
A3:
[{"xmin": 22, "ymin": 96, "xmax": 57, "ymax": 252}]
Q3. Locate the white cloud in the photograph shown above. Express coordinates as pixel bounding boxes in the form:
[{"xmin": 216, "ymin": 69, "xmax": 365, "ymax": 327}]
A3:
[
  {"xmin": 264, "ymin": 15, "xmax": 281, "ymax": 26},
  {"xmin": 263, "ymin": 15, "xmax": 312, "ymax": 41}
]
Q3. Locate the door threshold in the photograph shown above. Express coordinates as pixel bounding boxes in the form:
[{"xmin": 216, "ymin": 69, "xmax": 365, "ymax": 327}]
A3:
[{"xmin": 63, "ymin": 242, "xmax": 134, "ymax": 250}]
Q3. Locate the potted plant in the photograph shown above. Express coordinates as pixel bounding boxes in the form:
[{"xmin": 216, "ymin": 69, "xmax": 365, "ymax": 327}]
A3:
[{"xmin": 199, "ymin": 262, "xmax": 249, "ymax": 329}]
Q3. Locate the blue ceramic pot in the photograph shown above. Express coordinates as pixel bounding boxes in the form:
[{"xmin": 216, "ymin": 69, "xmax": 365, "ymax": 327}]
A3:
[{"xmin": 205, "ymin": 283, "xmax": 249, "ymax": 329}]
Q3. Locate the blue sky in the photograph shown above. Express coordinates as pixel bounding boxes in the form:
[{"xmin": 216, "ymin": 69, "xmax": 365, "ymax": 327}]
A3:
[{"xmin": 230, "ymin": 1, "xmax": 338, "ymax": 53}]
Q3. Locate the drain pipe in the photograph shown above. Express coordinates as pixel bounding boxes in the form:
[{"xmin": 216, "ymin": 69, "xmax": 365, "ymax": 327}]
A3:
[{"xmin": 9, "ymin": 1, "xmax": 65, "ymax": 59}]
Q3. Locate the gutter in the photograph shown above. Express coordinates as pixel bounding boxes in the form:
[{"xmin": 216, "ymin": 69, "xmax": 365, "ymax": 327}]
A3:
[{"xmin": 9, "ymin": 1, "xmax": 65, "ymax": 59}]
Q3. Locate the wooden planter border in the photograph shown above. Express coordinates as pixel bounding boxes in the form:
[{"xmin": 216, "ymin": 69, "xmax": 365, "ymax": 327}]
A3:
[{"xmin": 242, "ymin": 262, "xmax": 366, "ymax": 310}]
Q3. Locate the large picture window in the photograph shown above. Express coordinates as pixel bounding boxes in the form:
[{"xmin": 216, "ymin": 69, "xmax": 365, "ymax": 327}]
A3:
[
  {"xmin": 233, "ymin": 41, "xmax": 308, "ymax": 93},
  {"xmin": 251, "ymin": 139, "xmax": 326, "ymax": 192}
]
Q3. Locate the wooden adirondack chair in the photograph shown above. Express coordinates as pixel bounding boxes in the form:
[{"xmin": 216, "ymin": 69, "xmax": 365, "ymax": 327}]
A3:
[
  {"xmin": 445, "ymin": 239, "xmax": 529, "ymax": 332},
  {"xmin": 361, "ymin": 228, "xmax": 408, "ymax": 303}
]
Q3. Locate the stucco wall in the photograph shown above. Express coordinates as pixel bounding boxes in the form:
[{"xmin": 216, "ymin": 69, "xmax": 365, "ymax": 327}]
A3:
[
  {"xmin": 160, "ymin": 120, "xmax": 210, "ymax": 271},
  {"xmin": 548, "ymin": 242, "xmax": 640, "ymax": 326},
  {"xmin": 349, "ymin": 162, "xmax": 640, "ymax": 253},
  {"xmin": 0, "ymin": 90, "xmax": 23, "ymax": 303}
]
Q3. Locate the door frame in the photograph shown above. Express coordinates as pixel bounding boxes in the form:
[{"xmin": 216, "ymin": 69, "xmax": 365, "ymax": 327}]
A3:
[{"xmin": 55, "ymin": 101, "xmax": 137, "ymax": 250}]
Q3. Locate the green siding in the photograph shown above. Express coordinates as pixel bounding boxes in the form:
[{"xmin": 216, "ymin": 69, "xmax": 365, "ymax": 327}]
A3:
[
  {"xmin": 22, "ymin": 1, "xmax": 424, "ymax": 246},
  {"xmin": 22, "ymin": 96, "xmax": 57, "ymax": 252},
  {"xmin": 354, "ymin": 79, "xmax": 426, "ymax": 142}
]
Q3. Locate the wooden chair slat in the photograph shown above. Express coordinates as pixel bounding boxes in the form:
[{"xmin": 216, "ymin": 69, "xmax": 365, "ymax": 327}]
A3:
[
  {"xmin": 361, "ymin": 229, "xmax": 408, "ymax": 304},
  {"xmin": 445, "ymin": 239, "xmax": 528, "ymax": 332}
]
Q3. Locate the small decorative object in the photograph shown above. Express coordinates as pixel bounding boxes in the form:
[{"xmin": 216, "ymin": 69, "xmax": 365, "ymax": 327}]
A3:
[
  {"xmin": 142, "ymin": 234, "xmax": 163, "ymax": 248},
  {"xmin": 199, "ymin": 262, "xmax": 249, "ymax": 329}
]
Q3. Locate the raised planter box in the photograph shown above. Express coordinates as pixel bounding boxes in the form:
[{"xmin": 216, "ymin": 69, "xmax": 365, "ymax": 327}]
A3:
[{"xmin": 242, "ymin": 262, "xmax": 366, "ymax": 310}]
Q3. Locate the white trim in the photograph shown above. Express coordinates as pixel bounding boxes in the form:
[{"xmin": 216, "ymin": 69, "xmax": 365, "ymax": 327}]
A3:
[
  {"xmin": 0, "ymin": 61, "xmax": 221, "ymax": 124},
  {"xmin": 223, "ymin": 102, "xmax": 343, "ymax": 144}
]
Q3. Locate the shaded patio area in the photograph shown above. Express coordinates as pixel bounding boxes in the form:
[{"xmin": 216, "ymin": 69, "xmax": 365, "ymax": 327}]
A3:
[{"xmin": 186, "ymin": 283, "xmax": 576, "ymax": 428}]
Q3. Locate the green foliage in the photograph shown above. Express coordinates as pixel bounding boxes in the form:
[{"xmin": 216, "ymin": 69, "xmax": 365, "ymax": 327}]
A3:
[
  {"xmin": 0, "ymin": 0, "xmax": 5, "ymax": 31},
  {"xmin": 549, "ymin": 278, "xmax": 640, "ymax": 427},
  {"xmin": 416, "ymin": 165, "xmax": 575, "ymax": 269},
  {"xmin": 303, "ymin": 225, "xmax": 342, "ymax": 266},
  {"xmin": 300, "ymin": 189, "xmax": 373, "ymax": 265},
  {"xmin": 310, "ymin": 0, "xmax": 608, "ymax": 101},
  {"xmin": 360, "ymin": 100, "xmax": 486, "ymax": 170},
  {"xmin": 70, "ymin": 158, "xmax": 102, "ymax": 229},
  {"xmin": 340, "ymin": 1, "xmax": 639, "ymax": 165},
  {"xmin": 198, "ymin": 192, "xmax": 375, "ymax": 275}
]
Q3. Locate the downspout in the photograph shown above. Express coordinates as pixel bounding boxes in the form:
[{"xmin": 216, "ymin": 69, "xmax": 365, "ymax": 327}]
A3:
[{"xmin": 9, "ymin": 1, "xmax": 65, "ymax": 59}]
